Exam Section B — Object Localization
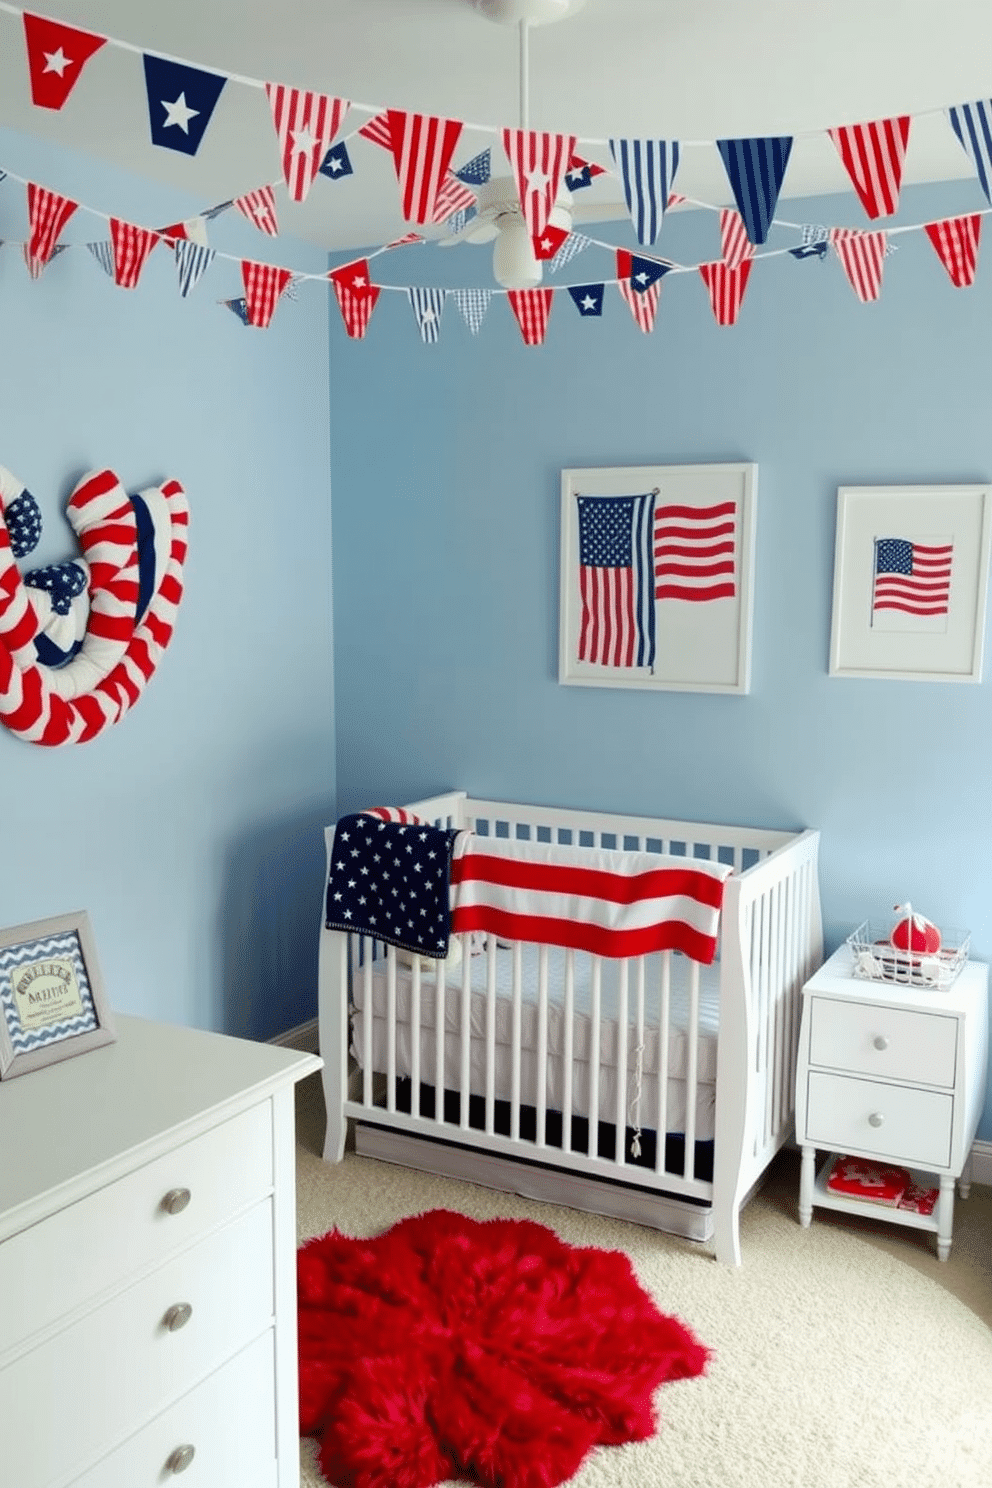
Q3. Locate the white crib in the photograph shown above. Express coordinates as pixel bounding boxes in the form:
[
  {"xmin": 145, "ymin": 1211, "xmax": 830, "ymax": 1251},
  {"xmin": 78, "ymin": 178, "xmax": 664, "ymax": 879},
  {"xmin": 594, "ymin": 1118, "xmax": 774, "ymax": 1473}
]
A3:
[{"xmin": 318, "ymin": 791, "xmax": 822, "ymax": 1265}]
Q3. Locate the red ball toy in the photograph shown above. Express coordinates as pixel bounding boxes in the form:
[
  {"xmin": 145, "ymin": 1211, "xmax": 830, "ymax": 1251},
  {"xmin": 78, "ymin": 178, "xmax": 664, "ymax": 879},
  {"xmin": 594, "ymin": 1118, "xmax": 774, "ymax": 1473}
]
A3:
[{"xmin": 890, "ymin": 905, "xmax": 941, "ymax": 955}]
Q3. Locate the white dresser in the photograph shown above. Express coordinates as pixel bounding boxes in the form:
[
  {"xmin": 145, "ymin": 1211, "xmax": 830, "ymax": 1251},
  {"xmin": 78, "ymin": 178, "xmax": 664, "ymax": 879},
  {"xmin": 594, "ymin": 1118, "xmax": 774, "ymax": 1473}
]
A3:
[
  {"xmin": 795, "ymin": 943, "xmax": 989, "ymax": 1259},
  {"xmin": 0, "ymin": 1014, "xmax": 321, "ymax": 1488}
]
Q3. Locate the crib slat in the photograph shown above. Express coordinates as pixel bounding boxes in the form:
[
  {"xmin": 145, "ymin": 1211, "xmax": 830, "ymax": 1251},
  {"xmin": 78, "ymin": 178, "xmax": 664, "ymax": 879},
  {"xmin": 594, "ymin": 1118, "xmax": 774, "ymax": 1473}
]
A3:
[
  {"xmin": 629, "ymin": 957, "xmax": 646, "ymax": 1162},
  {"xmin": 510, "ymin": 941, "xmax": 523, "ymax": 1141},
  {"xmin": 411, "ymin": 957, "xmax": 421, "ymax": 1119},
  {"xmin": 435, "ymin": 951, "xmax": 446, "ymax": 1126},
  {"xmin": 589, "ymin": 959, "xmax": 601, "ymax": 1150},
  {"xmin": 361, "ymin": 937, "xmax": 373, "ymax": 1108},
  {"xmin": 459, "ymin": 943, "xmax": 471, "ymax": 1131},
  {"xmin": 536, "ymin": 945, "xmax": 549, "ymax": 1147},
  {"xmin": 485, "ymin": 935, "xmax": 497, "ymax": 1135},
  {"xmin": 615, "ymin": 959, "xmax": 628, "ymax": 1168},
  {"xmin": 683, "ymin": 959, "xmax": 699, "ymax": 1177},
  {"xmin": 386, "ymin": 945, "xmax": 397, "ymax": 1114},
  {"xmin": 562, "ymin": 950, "xmax": 575, "ymax": 1155},
  {"xmin": 655, "ymin": 951, "xmax": 671, "ymax": 1175}
]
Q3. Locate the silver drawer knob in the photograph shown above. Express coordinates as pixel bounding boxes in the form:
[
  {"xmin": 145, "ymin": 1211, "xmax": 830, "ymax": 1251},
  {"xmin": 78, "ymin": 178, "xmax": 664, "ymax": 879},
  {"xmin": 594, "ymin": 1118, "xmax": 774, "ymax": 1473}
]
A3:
[
  {"xmin": 163, "ymin": 1302, "xmax": 193, "ymax": 1332},
  {"xmin": 868, "ymin": 1111, "xmax": 885, "ymax": 1128},
  {"xmin": 161, "ymin": 1187, "xmax": 191, "ymax": 1216},
  {"xmin": 165, "ymin": 1444, "xmax": 196, "ymax": 1474},
  {"xmin": 873, "ymin": 1035, "xmax": 889, "ymax": 1051}
]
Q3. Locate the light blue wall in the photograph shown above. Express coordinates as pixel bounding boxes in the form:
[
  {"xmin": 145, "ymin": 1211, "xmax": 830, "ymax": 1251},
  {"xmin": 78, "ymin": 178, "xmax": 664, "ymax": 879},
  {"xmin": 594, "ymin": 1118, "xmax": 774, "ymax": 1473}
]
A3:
[
  {"xmin": 329, "ymin": 179, "xmax": 992, "ymax": 1139},
  {"xmin": 0, "ymin": 128, "xmax": 335, "ymax": 1041}
]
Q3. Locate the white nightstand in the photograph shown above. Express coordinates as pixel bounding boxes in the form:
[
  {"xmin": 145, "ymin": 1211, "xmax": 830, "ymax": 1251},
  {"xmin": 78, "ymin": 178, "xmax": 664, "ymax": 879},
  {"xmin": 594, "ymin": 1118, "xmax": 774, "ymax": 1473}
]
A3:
[{"xmin": 795, "ymin": 942, "xmax": 989, "ymax": 1260}]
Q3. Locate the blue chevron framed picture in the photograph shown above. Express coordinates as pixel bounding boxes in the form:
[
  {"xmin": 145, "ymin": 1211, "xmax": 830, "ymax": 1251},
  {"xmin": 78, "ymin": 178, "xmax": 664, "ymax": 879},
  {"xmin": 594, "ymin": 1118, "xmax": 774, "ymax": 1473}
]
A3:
[{"xmin": 0, "ymin": 912, "xmax": 115, "ymax": 1080}]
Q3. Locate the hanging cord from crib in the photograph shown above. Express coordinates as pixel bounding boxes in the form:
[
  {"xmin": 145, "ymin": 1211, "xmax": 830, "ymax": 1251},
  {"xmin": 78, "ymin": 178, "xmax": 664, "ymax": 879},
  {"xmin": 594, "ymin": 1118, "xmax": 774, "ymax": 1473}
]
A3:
[{"xmin": 629, "ymin": 1041, "xmax": 645, "ymax": 1159}]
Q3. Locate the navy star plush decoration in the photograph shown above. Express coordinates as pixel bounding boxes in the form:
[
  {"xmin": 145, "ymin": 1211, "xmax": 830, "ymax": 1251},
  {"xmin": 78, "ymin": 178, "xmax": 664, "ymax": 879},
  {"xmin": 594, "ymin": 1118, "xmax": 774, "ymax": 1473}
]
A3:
[
  {"xmin": 23, "ymin": 560, "xmax": 87, "ymax": 615},
  {"xmin": 325, "ymin": 813, "xmax": 460, "ymax": 958},
  {"xmin": 5, "ymin": 489, "xmax": 42, "ymax": 558}
]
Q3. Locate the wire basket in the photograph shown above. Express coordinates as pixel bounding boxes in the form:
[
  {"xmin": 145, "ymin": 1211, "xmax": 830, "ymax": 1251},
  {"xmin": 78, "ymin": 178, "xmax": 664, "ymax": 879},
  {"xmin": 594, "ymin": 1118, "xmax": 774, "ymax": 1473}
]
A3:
[{"xmin": 846, "ymin": 920, "xmax": 970, "ymax": 990}]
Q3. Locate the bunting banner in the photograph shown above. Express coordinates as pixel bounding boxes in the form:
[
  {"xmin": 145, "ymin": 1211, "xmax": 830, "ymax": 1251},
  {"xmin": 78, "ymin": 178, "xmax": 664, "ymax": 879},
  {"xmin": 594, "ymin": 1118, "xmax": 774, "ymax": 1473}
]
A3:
[
  {"xmin": 329, "ymin": 259, "xmax": 381, "ymax": 339},
  {"xmin": 829, "ymin": 227, "xmax": 887, "ymax": 301},
  {"xmin": 608, "ymin": 139, "xmax": 680, "ymax": 246},
  {"xmin": 234, "ymin": 185, "xmax": 279, "ymax": 237},
  {"xmin": 432, "ymin": 172, "xmax": 476, "ymax": 224},
  {"xmin": 716, "ymin": 136, "xmax": 793, "ymax": 245},
  {"xmin": 501, "ymin": 128, "xmax": 576, "ymax": 239},
  {"xmin": 947, "ymin": 100, "xmax": 992, "ymax": 205},
  {"xmin": 533, "ymin": 223, "xmax": 569, "ymax": 260},
  {"xmin": 455, "ymin": 149, "xmax": 492, "ymax": 185},
  {"xmin": 174, "ymin": 239, "xmax": 216, "ymax": 297},
  {"xmin": 698, "ymin": 259, "xmax": 754, "ymax": 325},
  {"xmin": 568, "ymin": 283, "xmax": 604, "ymax": 317},
  {"xmin": 720, "ymin": 209, "xmax": 755, "ymax": 269},
  {"xmin": 142, "ymin": 55, "xmax": 226, "ymax": 156},
  {"xmin": 387, "ymin": 111, "xmax": 463, "ymax": 224},
  {"xmin": 22, "ymin": 12, "xmax": 106, "ymax": 111},
  {"xmin": 266, "ymin": 85, "xmax": 350, "ymax": 203},
  {"xmin": 924, "ymin": 214, "xmax": 982, "ymax": 288},
  {"xmin": 358, "ymin": 111, "xmax": 392, "ymax": 148},
  {"xmin": 507, "ymin": 287, "xmax": 553, "ymax": 346},
  {"xmin": 617, "ymin": 275, "xmax": 660, "ymax": 333},
  {"xmin": 86, "ymin": 239, "xmax": 114, "ymax": 278},
  {"xmin": 156, "ymin": 214, "xmax": 210, "ymax": 247},
  {"xmin": 109, "ymin": 219, "xmax": 160, "ymax": 288},
  {"xmin": 26, "ymin": 182, "xmax": 77, "ymax": 276},
  {"xmin": 616, "ymin": 248, "xmax": 669, "ymax": 294},
  {"xmin": 407, "ymin": 286, "xmax": 447, "ymax": 343},
  {"xmin": 241, "ymin": 259, "xmax": 292, "ymax": 327},
  {"xmin": 828, "ymin": 117, "xmax": 910, "ymax": 219},
  {"xmin": 550, "ymin": 231, "xmax": 592, "ymax": 271},
  {"xmin": 451, "ymin": 288, "xmax": 492, "ymax": 335},
  {"xmin": 319, "ymin": 141, "xmax": 353, "ymax": 180}
]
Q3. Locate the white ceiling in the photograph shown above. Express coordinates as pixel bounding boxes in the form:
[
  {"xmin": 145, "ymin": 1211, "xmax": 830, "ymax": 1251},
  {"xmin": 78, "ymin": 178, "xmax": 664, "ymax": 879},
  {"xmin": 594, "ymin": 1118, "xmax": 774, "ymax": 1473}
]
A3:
[{"xmin": 1, "ymin": 0, "xmax": 991, "ymax": 252}]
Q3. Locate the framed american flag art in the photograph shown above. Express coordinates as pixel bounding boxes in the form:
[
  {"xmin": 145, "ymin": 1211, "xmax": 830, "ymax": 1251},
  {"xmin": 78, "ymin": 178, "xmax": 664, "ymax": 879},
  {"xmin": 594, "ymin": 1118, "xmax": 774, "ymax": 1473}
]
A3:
[
  {"xmin": 558, "ymin": 462, "xmax": 757, "ymax": 694},
  {"xmin": 829, "ymin": 484, "xmax": 992, "ymax": 682}
]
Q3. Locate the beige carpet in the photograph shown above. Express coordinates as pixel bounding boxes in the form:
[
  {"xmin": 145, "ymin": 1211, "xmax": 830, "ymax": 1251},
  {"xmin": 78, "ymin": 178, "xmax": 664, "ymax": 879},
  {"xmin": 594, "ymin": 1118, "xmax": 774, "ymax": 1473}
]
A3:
[{"xmin": 294, "ymin": 1078, "xmax": 992, "ymax": 1488}]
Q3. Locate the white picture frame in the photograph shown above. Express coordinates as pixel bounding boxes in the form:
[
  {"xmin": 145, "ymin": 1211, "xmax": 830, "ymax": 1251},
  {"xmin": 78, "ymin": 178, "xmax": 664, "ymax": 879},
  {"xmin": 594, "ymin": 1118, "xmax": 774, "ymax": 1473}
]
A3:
[
  {"xmin": 829, "ymin": 484, "xmax": 992, "ymax": 682},
  {"xmin": 0, "ymin": 911, "xmax": 115, "ymax": 1080},
  {"xmin": 558, "ymin": 462, "xmax": 757, "ymax": 694}
]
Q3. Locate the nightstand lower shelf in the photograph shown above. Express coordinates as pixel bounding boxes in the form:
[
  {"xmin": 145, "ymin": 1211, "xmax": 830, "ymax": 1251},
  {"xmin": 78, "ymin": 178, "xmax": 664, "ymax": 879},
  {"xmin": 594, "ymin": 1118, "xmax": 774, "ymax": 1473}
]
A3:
[{"xmin": 806, "ymin": 1155, "xmax": 945, "ymax": 1237}]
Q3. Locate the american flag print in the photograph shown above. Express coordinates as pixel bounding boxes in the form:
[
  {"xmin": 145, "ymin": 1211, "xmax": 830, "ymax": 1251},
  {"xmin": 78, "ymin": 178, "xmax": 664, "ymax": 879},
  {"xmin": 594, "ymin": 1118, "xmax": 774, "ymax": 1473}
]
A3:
[
  {"xmin": 240, "ymin": 260, "xmax": 292, "ymax": 327},
  {"xmin": 265, "ymin": 84, "xmax": 350, "ymax": 202},
  {"xmin": 234, "ymin": 185, "xmax": 279, "ymax": 237},
  {"xmin": 654, "ymin": 498, "xmax": 737, "ymax": 603},
  {"xmin": 22, "ymin": 12, "xmax": 105, "ymax": 111},
  {"xmin": 455, "ymin": 148, "xmax": 491, "ymax": 185},
  {"xmin": 617, "ymin": 276, "xmax": 660, "ymax": 333},
  {"xmin": 325, "ymin": 814, "xmax": 459, "ymax": 958},
  {"xmin": 501, "ymin": 128, "xmax": 576, "ymax": 238},
  {"xmin": 716, "ymin": 136, "xmax": 793, "ymax": 244},
  {"xmin": 947, "ymin": 100, "xmax": 992, "ymax": 204},
  {"xmin": 829, "ymin": 117, "xmax": 910, "ymax": 219},
  {"xmin": 924, "ymin": 215, "xmax": 982, "ymax": 288},
  {"xmin": 576, "ymin": 492, "xmax": 656, "ymax": 667},
  {"xmin": 698, "ymin": 259, "xmax": 753, "ymax": 326},
  {"xmin": 873, "ymin": 538, "xmax": 953, "ymax": 618},
  {"xmin": 507, "ymin": 287, "xmax": 553, "ymax": 346},
  {"xmin": 450, "ymin": 835, "xmax": 732, "ymax": 964},
  {"xmin": 608, "ymin": 138, "xmax": 680, "ymax": 246},
  {"xmin": 26, "ymin": 184, "xmax": 77, "ymax": 275},
  {"xmin": 829, "ymin": 228, "xmax": 887, "ymax": 302},
  {"xmin": 720, "ymin": 209, "xmax": 755, "ymax": 269},
  {"xmin": 329, "ymin": 259, "xmax": 381, "ymax": 339},
  {"xmin": 431, "ymin": 172, "xmax": 477, "ymax": 223},
  {"xmin": 109, "ymin": 219, "xmax": 160, "ymax": 288},
  {"xmin": 387, "ymin": 111, "xmax": 463, "ymax": 224}
]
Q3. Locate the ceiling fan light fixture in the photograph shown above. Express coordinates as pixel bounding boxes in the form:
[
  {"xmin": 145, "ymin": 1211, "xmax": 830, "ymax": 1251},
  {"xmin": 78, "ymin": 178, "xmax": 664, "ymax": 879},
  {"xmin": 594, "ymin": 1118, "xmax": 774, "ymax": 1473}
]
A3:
[
  {"xmin": 492, "ymin": 215, "xmax": 543, "ymax": 289},
  {"xmin": 472, "ymin": 0, "xmax": 586, "ymax": 26}
]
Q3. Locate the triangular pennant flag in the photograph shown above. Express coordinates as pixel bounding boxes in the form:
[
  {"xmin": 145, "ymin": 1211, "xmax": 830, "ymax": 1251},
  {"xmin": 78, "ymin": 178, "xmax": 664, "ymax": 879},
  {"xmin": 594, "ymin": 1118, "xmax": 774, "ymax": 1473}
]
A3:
[
  {"xmin": 384, "ymin": 232, "xmax": 424, "ymax": 249},
  {"xmin": 716, "ymin": 136, "xmax": 793, "ymax": 244},
  {"xmin": 947, "ymin": 101, "xmax": 992, "ymax": 204},
  {"xmin": 328, "ymin": 258, "xmax": 381, "ymax": 338},
  {"xmin": 86, "ymin": 239, "xmax": 115, "ymax": 278},
  {"xmin": 507, "ymin": 287, "xmax": 553, "ymax": 346},
  {"xmin": 698, "ymin": 259, "xmax": 754, "ymax": 325},
  {"xmin": 828, "ymin": 117, "xmax": 910, "ymax": 219},
  {"xmin": 143, "ymin": 55, "xmax": 226, "ymax": 156},
  {"xmin": 432, "ymin": 172, "xmax": 476, "ymax": 224},
  {"xmin": 445, "ymin": 208, "xmax": 471, "ymax": 236},
  {"xmin": 667, "ymin": 192, "xmax": 687, "ymax": 207},
  {"xmin": 319, "ymin": 141, "xmax": 353, "ymax": 180},
  {"xmin": 223, "ymin": 296, "xmax": 252, "ymax": 326},
  {"xmin": 26, "ymin": 183, "xmax": 77, "ymax": 276},
  {"xmin": 451, "ymin": 288, "xmax": 492, "ymax": 335},
  {"xmin": 407, "ymin": 287, "xmax": 447, "ymax": 343},
  {"xmin": 829, "ymin": 228, "xmax": 887, "ymax": 302},
  {"xmin": 174, "ymin": 239, "xmax": 216, "ymax": 297},
  {"xmin": 502, "ymin": 128, "xmax": 576, "ymax": 238},
  {"xmin": 266, "ymin": 85, "xmax": 350, "ymax": 203},
  {"xmin": 616, "ymin": 249, "xmax": 670, "ymax": 294},
  {"xmin": 109, "ymin": 219, "xmax": 161, "ymax": 288},
  {"xmin": 240, "ymin": 260, "xmax": 293, "ymax": 327},
  {"xmin": 358, "ymin": 111, "xmax": 393, "ymax": 148},
  {"xmin": 617, "ymin": 276, "xmax": 661, "ymax": 333},
  {"xmin": 157, "ymin": 215, "xmax": 209, "ymax": 247},
  {"xmin": 22, "ymin": 13, "xmax": 105, "ymax": 111},
  {"xmin": 565, "ymin": 153, "xmax": 607, "ymax": 191},
  {"xmin": 533, "ymin": 223, "xmax": 569, "ymax": 260},
  {"xmin": 387, "ymin": 111, "xmax": 463, "ymax": 224},
  {"xmin": 203, "ymin": 197, "xmax": 234, "ymax": 222},
  {"xmin": 789, "ymin": 241, "xmax": 828, "ymax": 260},
  {"xmin": 234, "ymin": 185, "xmax": 279, "ymax": 237},
  {"xmin": 609, "ymin": 139, "xmax": 680, "ymax": 246},
  {"xmin": 720, "ymin": 208, "xmax": 755, "ymax": 269},
  {"xmin": 455, "ymin": 148, "xmax": 491, "ymax": 185},
  {"xmin": 568, "ymin": 283, "xmax": 604, "ymax": 317},
  {"xmin": 549, "ymin": 232, "xmax": 592, "ymax": 272},
  {"xmin": 924, "ymin": 215, "xmax": 982, "ymax": 288}
]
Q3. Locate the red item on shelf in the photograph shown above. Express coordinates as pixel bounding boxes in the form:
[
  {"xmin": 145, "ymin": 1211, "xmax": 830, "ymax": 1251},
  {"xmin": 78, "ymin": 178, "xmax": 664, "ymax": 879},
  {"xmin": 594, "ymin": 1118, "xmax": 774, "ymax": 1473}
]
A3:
[
  {"xmin": 897, "ymin": 1183, "xmax": 939, "ymax": 1216},
  {"xmin": 826, "ymin": 1156, "xmax": 910, "ymax": 1206}
]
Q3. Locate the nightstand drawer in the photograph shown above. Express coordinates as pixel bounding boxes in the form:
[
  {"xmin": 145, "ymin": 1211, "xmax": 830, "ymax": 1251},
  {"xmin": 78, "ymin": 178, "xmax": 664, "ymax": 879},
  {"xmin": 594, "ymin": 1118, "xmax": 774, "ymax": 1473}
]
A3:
[
  {"xmin": 805, "ymin": 1071, "xmax": 953, "ymax": 1168},
  {"xmin": 808, "ymin": 997, "xmax": 957, "ymax": 1087}
]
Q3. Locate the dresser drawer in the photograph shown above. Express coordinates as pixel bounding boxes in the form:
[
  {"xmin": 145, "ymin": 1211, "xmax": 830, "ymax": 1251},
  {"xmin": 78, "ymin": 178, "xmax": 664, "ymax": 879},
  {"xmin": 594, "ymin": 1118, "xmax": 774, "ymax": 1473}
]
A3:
[
  {"xmin": 805, "ymin": 1071, "xmax": 953, "ymax": 1169},
  {"xmin": 808, "ymin": 996, "xmax": 958, "ymax": 1087},
  {"xmin": 0, "ymin": 1100, "xmax": 272, "ymax": 1358},
  {"xmin": 68, "ymin": 1332, "xmax": 277, "ymax": 1488},
  {"xmin": 2, "ymin": 1200, "xmax": 274, "ymax": 1488}
]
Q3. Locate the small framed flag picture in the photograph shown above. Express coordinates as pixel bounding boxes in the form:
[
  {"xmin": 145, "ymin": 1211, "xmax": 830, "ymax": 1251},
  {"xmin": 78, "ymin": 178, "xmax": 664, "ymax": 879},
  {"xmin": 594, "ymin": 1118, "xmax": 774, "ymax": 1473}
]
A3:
[
  {"xmin": 829, "ymin": 484, "xmax": 992, "ymax": 682},
  {"xmin": 558, "ymin": 462, "xmax": 757, "ymax": 694},
  {"xmin": 0, "ymin": 912, "xmax": 115, "ymax": 1080}
]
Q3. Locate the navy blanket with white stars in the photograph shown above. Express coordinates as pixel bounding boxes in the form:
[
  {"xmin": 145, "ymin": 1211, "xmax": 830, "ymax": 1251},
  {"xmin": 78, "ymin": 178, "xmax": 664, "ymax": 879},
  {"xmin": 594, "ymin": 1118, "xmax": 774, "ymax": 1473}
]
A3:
[{"xmin": 325, "ymin": 813, "xmax": 461, "ymax": 958}]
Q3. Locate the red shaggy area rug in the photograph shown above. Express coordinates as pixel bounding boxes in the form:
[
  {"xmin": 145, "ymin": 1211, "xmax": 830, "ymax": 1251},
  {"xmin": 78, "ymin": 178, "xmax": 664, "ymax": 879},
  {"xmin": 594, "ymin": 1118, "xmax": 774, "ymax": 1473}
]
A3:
[{"xmin": 298, "ymin": 1208, "xmax": 709, "ymax": 1488}]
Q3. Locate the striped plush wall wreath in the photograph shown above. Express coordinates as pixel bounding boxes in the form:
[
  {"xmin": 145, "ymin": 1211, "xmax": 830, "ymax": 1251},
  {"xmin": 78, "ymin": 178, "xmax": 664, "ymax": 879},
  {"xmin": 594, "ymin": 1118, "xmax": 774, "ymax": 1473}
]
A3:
[{"xmin": 0, "ymin": 465, "xmax": 188, "ymax": 745}]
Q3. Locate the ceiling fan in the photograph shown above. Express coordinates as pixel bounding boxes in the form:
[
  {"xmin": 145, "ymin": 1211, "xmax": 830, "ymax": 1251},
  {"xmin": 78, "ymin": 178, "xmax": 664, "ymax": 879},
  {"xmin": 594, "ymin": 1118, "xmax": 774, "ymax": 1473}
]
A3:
[{"xmin": 437, "ymin": 0, "xmax": 629, "ymax": 289}]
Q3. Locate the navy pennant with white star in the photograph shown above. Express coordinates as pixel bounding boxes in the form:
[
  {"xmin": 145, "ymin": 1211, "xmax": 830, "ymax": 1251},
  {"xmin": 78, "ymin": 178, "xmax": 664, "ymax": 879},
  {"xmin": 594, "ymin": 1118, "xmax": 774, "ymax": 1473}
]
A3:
[
  {"xmin": 325, "ymin": 813, "xmax": 459, "ymax": 958},
  {"xmin": 568, "ymin": 283, "xmax": 604, "ymax": 316},
  {"xmin": 319, "ymin": 141, "xmax": 354, "ymax": 180},
  {"xmin": 143, "ymin": 55, "xmax": 226, "ymax": 156},
  {"xmin": 628, "ymin": 254, "xmax": 671, "ymax": 293}
]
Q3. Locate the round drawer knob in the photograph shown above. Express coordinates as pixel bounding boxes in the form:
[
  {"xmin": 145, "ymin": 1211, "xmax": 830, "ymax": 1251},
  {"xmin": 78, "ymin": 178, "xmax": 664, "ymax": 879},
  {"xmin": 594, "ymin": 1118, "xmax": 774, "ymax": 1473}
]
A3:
[
  {"xmin": 868, "ymin": 1111, "xmax": 885, "ymax": 1128},
  {"xmin": 163, "ymin": 1302, "xmax": 193, "ymax": 1332},
  {"xmin": 873, "ymin": 1035, "xmax": 889, "ymax": 1051},
  {"xmin": 165, "ymin": 1444, "xmax": 196, "ymax": 1474},
  {"xmin": 161, "ymin": 1187, "xmax": 191, "ymax": 1216}
]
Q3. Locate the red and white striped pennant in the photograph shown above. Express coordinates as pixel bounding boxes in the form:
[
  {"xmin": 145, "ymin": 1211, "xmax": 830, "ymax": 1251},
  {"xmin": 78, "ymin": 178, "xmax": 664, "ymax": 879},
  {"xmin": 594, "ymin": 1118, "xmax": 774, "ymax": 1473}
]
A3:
[
  {"xmin": 109, "ymin": 220, "xmax": 160, "ymax": 288},
  {"xmin": 720, "ymin": 208, "xmax": 755, "ymax": 270},
  {"xmin": 431, "ymin": 171, "xmax": 477, "ymax": 223},
  {"xmin": 234, "ymin": 185, "xmax": 279, "ymax": 237},
  {"xmin": 240, "ymin": 260, "xmax": 293, "ymax": 327},
  {"xmin": 507, "ymin": 287, "xmax": 553, "ymax": 346},
  {"xmin": 502, "ymin": 128, "xmax": 576, "ymax": 238},
  {"xmin": 387, "ymin": 111, "xmax": 463, "ymax": 224},
  {"xmin": 25, "ymin": 183, "xmax": 77, "ymax": 277},
  {"xmin": 829, "ymin": 227, "xmax": 887, "ymax": 302},
  {"xmin": 698, "ymin": 259, "xmax": 754, "ymax": 325},
  {"xmin": 265, "ymin": 85, "xmax": 350, "ymax": 203},
  {"xmin": 358, "ymin": 111, "xmax": 393, "ymax": 148},
  {"xmin": 828, "ymin": 117, "xmax": 911, "ymax": 219},
  {"xmin": 329, "ymin": 258, "xmax": 382, "ymax": 339},
  {"xmin": 924, "ymin": 214, "xmax": 982, "ymax": 288},
  {"xmin": 617, "ymin": 276, "xmax": 661, "ymax": 333}
]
